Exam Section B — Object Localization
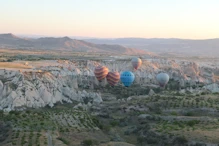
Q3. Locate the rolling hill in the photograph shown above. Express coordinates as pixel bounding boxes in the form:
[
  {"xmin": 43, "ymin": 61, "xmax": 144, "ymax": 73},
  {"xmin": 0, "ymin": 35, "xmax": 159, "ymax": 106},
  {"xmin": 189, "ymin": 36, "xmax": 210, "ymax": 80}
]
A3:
[
  {"xmin": 0, "ymin": 33, "xmax": 149, "ymax": 55},
  {"xmin": 84, "ymin": 38, "xmax": 219, "ymax": 57}
]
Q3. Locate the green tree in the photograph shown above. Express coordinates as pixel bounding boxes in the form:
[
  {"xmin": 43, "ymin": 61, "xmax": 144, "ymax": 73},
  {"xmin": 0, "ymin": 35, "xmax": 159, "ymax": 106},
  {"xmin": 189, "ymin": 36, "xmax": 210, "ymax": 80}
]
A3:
[{"xmin": 0, "ymin": 110, "xmax": 3, "ymax": 119}]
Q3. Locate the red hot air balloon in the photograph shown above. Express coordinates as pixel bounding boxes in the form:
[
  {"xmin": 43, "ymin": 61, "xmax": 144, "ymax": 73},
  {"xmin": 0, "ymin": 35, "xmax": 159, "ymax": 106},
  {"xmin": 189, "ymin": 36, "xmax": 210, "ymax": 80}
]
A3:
[
  {"xmin": 94, "ymin": 65, "xmax": 109, "ymax": 81},
  {"xmin": 106, "ymin": 71, "xmax": 120, "ymax": 86},
  {"xmin": 131, "ymin": 57, "xmax": 142, "ymax": 70}
]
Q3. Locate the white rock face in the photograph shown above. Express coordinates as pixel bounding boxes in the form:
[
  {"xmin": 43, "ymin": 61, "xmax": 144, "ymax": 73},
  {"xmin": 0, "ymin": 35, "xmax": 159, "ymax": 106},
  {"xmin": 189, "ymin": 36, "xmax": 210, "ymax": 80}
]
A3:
[
  {"xmin": 0, "ymin": 66, "xmax": 103, "ymax": 111},
  {"xmin": 203, "ymin": 83, "xmax": 219, "ymax": 93},
  {"xmin": 0, "ymin": 58, "xmax": 218, "ymax": 111},
  {"xmin": 86, "ymin": 59, "xmax": 219, "ymax": 87},
  {"xmin": 148, "ymin": 89, "xmax": 155, "ymax": 96},
  {"xmin": 0, "ymin": 80, "xmax": 3, "ymax": 98}
]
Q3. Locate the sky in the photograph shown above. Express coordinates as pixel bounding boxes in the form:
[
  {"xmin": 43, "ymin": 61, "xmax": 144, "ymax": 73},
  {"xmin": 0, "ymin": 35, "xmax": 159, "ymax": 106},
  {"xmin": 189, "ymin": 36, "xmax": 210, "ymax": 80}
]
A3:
[{"xmin": 0, "ymin": 0, "xmax": 219, "ymax": 39}]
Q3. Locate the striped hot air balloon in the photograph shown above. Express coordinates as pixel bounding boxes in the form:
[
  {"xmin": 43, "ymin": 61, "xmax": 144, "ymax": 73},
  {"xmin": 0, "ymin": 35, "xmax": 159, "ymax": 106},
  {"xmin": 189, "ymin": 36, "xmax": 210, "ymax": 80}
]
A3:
[
  {"xmin": 106, "ymin": 71, "xmax": 120, "ymax": 86},
  {"xmin": 131, "ymin": 57, "xmax": 142, "ymax": 70},
  {"xmin": 94, "ymin": 65, "xmax": 109, "ymax": 81}
]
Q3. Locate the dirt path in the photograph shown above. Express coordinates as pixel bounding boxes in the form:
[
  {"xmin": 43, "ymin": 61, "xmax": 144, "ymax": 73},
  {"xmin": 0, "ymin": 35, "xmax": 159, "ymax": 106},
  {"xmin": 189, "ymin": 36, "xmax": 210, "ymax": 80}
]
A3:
[{"xmin": 46, "ymin": 130, "xmax": 53, "ymax": 146}]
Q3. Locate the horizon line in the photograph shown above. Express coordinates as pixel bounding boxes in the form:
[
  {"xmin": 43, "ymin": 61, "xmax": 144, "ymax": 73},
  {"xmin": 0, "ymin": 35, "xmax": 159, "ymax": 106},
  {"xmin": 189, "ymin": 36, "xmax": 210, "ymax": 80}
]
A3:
[{"xmin": 1, "ymin": 32, "xmax": 219, "ymax": 40}]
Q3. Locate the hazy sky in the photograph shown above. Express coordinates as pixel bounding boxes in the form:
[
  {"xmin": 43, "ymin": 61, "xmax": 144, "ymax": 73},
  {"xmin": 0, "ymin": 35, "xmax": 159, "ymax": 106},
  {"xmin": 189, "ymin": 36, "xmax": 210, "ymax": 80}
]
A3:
[{"xmin": 0, "ymin": 0, "xmax": 219, "ymax": 38}]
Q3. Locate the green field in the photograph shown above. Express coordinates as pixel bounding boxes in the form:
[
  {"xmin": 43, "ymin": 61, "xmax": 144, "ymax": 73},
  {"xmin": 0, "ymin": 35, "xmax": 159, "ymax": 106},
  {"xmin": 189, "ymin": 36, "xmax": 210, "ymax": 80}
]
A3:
[{"xmin": 1, "ymin": 83, "xmax": 219, "ymax": 146}]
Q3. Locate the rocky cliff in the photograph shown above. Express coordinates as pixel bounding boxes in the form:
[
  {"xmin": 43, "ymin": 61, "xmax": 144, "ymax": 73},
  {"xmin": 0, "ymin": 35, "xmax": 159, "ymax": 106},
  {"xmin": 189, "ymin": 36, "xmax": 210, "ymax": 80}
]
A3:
[{"xmin": 0, "ymin": 58, "xmax": 218, "ymax": 111}]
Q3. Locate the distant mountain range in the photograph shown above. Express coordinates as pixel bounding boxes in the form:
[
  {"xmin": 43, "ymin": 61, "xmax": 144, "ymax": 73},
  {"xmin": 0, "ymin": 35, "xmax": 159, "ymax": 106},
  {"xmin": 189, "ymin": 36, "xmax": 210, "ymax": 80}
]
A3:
[
  {"xmin": 84, "ymin": 38, "xmax": 219, "ymax": 57},
  {"xmin": 0, "ymin": 33, "xmax": 149, "ymax": 55},
  {"xmin": 1, "ymin": 33, "xmax": 218, "ymax": 57}
]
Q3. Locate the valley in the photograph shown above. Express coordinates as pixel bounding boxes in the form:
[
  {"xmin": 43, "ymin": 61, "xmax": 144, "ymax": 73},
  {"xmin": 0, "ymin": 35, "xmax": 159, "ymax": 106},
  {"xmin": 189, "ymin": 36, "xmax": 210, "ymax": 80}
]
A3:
[{"xmin": 1, "ymin": 46, "xmax": 219, "ymax": 145}]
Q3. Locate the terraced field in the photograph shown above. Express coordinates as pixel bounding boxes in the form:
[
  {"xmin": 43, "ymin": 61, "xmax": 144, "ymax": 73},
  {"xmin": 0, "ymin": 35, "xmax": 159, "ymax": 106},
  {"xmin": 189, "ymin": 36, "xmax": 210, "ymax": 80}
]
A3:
[
  {"xmin": 102, "ymin": 91, "xmax": 219, "ymax": 146},
  {"xmin": 0, "ymin": 108, "xmax": 102, "ymax": 146},
  {"xmin": 1, "ymin": 87, "xmax": 219, "ymax": 146}
]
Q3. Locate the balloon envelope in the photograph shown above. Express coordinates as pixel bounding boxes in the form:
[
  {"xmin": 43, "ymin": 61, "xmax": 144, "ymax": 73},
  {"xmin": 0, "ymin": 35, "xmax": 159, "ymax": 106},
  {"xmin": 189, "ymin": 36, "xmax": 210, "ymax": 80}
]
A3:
[
  {"xmin": 94, "ymin": 66, "xmax": 109, "ymax": 81},
  {"xmin": 120, "ymin": 71, "xmax": 135, "ymax": 87},
  {"xmin": 131, "ymin": 57, "xmax": 142, "ymax": 70},
  {"xmin": 156, "ymin": 73, "xmax": 169, "ymax": 87},
  {"xmin": 106, "ymin": 71, "xmax": 120, "ymax": 86}
]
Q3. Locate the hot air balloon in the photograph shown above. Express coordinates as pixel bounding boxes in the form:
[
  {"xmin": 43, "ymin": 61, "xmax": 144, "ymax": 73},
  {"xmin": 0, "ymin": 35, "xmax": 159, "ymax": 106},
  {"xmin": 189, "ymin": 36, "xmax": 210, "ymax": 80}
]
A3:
[
  {"xmin": 94, "ymin": 65, "xmax": 109, "ymax": 81},
  {"xmin": 131, "ymin": 57, "xmax": 142, "ymax": 70},
  {"xmin": 106, "ymin": 71, "xmax": 120, "ymax": 86},
  {"xmin": 68, "ymin": 65, "xmax": 72, "ymax": 71},
  {"xmin": 120, "ymin": 71, "xmax": 135, "ymax": 87},
  {"xmin": 156, "ymin": 73, "xmax": 169, "ymax": 87}
]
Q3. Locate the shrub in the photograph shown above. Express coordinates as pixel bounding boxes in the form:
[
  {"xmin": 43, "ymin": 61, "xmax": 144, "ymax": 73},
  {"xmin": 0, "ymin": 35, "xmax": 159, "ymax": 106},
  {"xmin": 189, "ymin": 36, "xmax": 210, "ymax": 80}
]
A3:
[
  {"xmin": 110, "ymin": 121, "xmax": 119, "ymax": 127},
  {"xmin": 0, "ymin": 122, "xmax": 11, "ymax": 142},
  {"xmin": 91, "ymin": 117, "xmax": 103, "ymax": 129},
  {"xmin": 26, "ymin": 110, "xmax": 31, "ymax": 114},
  {"xmin": 22, "ymin": 114, "xmax": 27, "ymax": 118},
  {"xmin": 82, "ymin": 139, "xmax": 98, "ymax": 146},
  {"xmin": 186, "ymin": 120, "xmax": 200, "ymax": 127},
  {"xmin": 9, "ymin": 111, "xmax": 19, "ymax": 115},
  {"xmin": 12, "ymin": 141, "xmax": 16, "ymax": 145},
  {"xmin": 171, "ymin": 111, "xmax": 178, "ymax": 116},
  {"xmin": 173, "ymin": 136, "xmax": 188, "ymax": 145},
  {"xmin": 175, "ymin": 92, "xmax": 183, "ymax": 96},
  {"xmin": 147, "ymin": 137, "xmax": 158, "ymax": 144},
  {"xmin": 184, "ymin": 112, "xmax": 194, "ymax": 116},
  {"xmin": 194, "ymin": 142, "xmax": 207, "ymax": 146},
  {"xmin": 103, "ymin": 125, "xmax": 111, "ymax": 132},
  {"xmin": 57, "ymin": 137, "xmax": 70, "ymax": 145}
]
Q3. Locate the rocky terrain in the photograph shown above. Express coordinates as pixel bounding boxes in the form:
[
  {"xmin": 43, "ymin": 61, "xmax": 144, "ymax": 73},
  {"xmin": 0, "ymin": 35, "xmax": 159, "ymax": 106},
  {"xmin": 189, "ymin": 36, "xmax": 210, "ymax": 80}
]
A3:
[
  {"xmin": 0, "ymin": 56, "xmax": 219, "ymax": 146},
  {"xmin": 0, "ymin": 57, "xmax": 219, "ymax": 112}
]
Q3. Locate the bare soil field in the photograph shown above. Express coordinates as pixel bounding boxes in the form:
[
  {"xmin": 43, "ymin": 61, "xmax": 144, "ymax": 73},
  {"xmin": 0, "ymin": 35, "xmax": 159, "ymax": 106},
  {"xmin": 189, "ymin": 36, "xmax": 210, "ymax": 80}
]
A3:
[{"xmin": 0, "ymin": 62, "xmax": 32, "ymax": 69}]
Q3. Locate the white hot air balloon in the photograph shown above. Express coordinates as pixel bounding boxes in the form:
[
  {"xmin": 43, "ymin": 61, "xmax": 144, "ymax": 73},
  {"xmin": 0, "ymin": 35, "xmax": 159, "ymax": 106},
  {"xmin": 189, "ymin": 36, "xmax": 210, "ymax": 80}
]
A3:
[{"xmin": 156, "ymin": 73, "xmax": 169, "ymax": 87}]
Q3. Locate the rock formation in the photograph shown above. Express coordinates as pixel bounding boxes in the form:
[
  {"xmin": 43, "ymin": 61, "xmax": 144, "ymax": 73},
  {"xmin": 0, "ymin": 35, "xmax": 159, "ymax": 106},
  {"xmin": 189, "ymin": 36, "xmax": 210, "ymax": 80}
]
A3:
[{"xmin": 0, "ymin": 58, "xmax": 219, "ymax": 111}]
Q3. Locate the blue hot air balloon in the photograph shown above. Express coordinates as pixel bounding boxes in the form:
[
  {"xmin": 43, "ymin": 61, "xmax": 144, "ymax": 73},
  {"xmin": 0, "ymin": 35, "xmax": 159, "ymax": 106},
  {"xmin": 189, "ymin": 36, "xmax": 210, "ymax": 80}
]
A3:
[
  {"xmin": 156, "ymin": 73, "xmax": 169, "ymax": 87},
  {"xmin": 120, "ymin": 71, "xmax": 135, "ymax": 87}
]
